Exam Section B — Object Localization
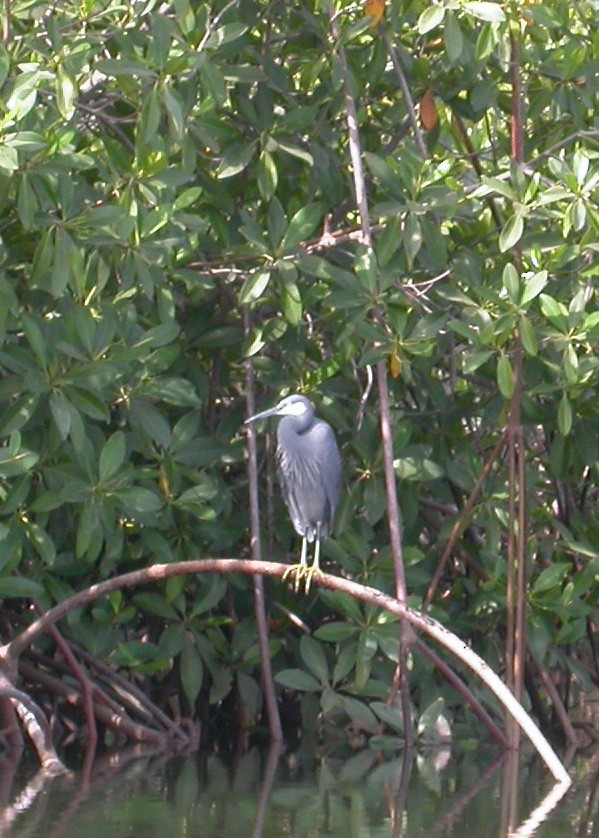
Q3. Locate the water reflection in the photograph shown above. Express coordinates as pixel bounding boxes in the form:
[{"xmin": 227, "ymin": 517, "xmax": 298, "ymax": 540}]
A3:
[{"xmin": 0, "ymin": 742, "xmax": 595, "ymax": 837}]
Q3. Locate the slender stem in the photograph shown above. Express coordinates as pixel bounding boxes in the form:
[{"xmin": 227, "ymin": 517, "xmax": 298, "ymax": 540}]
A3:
[
  {"xmin": 31, "ymin": 598, "xmax": 98, "ymax": 756},
  {"xmin": 243, "ymin": 307, "xmax": 283, "ymax": 743},
  {"xmin": 330, "ymin": 6, "xmax": 413, "ymax": 747}
]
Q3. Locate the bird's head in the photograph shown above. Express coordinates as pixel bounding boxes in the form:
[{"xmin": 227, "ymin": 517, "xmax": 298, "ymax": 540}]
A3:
[{"xmin": 245, "ymin": 394, "xmax": 314, "ymax": 425}]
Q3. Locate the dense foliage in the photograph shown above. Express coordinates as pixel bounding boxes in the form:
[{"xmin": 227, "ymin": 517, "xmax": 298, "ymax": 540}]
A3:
[{"xmin": 0, "ymin": 0, "xmax": 597, "ymax": 748}]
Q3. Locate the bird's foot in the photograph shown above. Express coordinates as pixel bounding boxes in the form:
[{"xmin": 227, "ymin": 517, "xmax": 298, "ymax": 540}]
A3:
[{"xmin": 282, "ymin": 563, "xmax": 323, "ymax": 594}]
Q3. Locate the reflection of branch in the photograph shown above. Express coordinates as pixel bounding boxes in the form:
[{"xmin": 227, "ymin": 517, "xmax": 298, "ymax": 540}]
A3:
[
  {"xmin": 0, "ymin": 673, "xmax": 66, "ymax": 774},
  {"xmin": 0, "ymin": 558, "xmax": 571, "ymax": 784},
  {"xmin": 252, "ymin": 742, "xmax": 284, "ymax": 838},
  {"xmin": 415, "ymin": 637, "xmax": 508, "ymax": 748},
  {"xmin": 427, "ymin": 752, "xmax": 508, "ymax": 837},
  {"xmin": 509, "ymin": 778, "xmax": 571, "ymax": 838},
  {"xmin": 0, "ymin": 768, "xmax": 53, "ymax": 832}
]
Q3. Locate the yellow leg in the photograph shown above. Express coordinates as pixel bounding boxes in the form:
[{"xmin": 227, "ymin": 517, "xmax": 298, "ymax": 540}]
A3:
[{"xmin": 282, "ymin": 537, "xmax": 323, "ymax": 594}]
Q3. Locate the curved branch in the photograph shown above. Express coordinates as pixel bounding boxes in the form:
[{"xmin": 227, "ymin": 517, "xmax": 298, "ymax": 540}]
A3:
[{"xmin": 0, "ymin": 559, "xmax": 570, "ymax": 785}]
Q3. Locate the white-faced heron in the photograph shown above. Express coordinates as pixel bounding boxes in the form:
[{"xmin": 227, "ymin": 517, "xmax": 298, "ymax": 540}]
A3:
[{"xmin": 245, "ymin": 394, "xmax": 342, "ymax": 592}]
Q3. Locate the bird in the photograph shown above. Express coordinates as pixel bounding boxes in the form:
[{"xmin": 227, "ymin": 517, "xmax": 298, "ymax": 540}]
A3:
[{"xmin": 245, "ymin": 394, "xmax": 342, "ymax": 592}]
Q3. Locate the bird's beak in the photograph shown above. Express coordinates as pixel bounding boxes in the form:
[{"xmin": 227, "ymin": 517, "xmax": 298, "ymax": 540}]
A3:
[{"xmin": 244, "ymin": 404, "xmax": 281, "ymax": 425}]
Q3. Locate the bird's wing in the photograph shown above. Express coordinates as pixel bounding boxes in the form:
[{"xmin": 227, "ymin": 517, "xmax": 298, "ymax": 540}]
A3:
[{"xmin": 275, "ymin": 416, "xmax": 342, "ymax": 541}]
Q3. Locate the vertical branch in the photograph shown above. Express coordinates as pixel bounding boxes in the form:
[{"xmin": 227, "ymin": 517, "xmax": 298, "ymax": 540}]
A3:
[
  {"xmin": 243, "ymin": 308, "xmax": 283, "ymax": 743},
  {"xmin": 506, "ymin": 24, "xmax": 527, "ymax": 750},
  {"xmin": 2, "ymin": 0, "xmax": 10, "ymax": 46},
  {"xmin": 330, "ymin": 10, "xmax": 413, "ymax": 747}
]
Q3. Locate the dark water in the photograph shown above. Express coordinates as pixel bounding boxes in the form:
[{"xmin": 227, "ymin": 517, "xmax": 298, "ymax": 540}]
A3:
[{"xmin": 0, "ymin": 742, "xmax": 595, "ymax": 837}]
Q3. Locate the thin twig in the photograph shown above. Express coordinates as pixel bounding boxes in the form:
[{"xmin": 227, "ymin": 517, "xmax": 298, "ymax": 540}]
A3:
[
  {"xmin": 535, "ymin": 660, "xmax": 578, "ymax": 746},
  {"xmin": 197, "ymin": 0, "xmax": 241, "ymax": 53},
  {"xmin": 383, "ymin": 32, "xmax": 428, "ymax": 159},
  {"xmin": 424, "ymin": 431, "xmax": 506, "ymax": 608},
  {"xmin": 453, "ymin": 113, "xmax": 503, "ymax": 230}
]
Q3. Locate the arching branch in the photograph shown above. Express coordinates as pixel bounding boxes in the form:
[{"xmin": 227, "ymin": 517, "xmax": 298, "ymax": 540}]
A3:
[{"xmin": 0, "ymin": 559, "xmax": 571, "ymax": 785}]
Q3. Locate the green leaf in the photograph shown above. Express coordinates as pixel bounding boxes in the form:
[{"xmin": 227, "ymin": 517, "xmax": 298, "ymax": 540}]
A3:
[
  {"xmin": 133, "ymin": 592, "xmax": 179, "ymax": 620},
  {"xmin": 76, "ymin": 500, "xmax": 101, "ymax": 558},
  {"xmin": 95, "ymin": 59, "xmax": 155, "ymax": 77},
  {"xmin": 238, "ymin": 270, "xmax": 272, "ymax": 305},
  {"xmin": 129, "ymin": 398, "xmax": 172, "ymax": 447},
  {"xmin": 520, "ymin": 271, "xmax": 548, "ymax": 306},
  {"xmin": 281, "ymin": 202, "xmax": 323, "ymax": 251},
  {"xmin": 314, "ymin": 622, "xmax": 357, "ymax": 642},
  {"xmin": 0, "ymin": 396, "xmax": 39, "ymax": 436},
  {"xmin": 21, "ymin": 312, "xmax": 47, "ymax": 369},
  {"xmin": 444, "ymin": 12, "xmax": 463, "ymax": 62},
  {"xmin": 217, "ymin": 142, "xmax": 256, "ymax": 178},
  {"xmin": 204, "ymin": 23, "xmax": 248, "ymax": 49},
  {"xmin": 502, "ymin": 263, "xmax": 519, "ymax": 302},
  {"xmin": 49, "ymin": 392, "xmax": 72, "ymax": 441},
  {"xmin": 519, "ymin": 315, "xmax": 538, "ymax": 356},
  {"xmin": 275, "ymin": 669, "xmax": 321, "ymax": 691},
  {"xmin": 464, "ymin": 2, "xmax": 506, "ymax": 22},
  {"xmin": 280, "ymin": 280, "xmax": 302, "ymax": 326},
  {"xmin": 342, "ymin": 696, "xmax": 378, "ymax": 732},
  {"xmin": 65, "ymin": 387, "xmax": 109, "ymax": 422},
  {"xmin": 181, "ymin": 634, "xmax": 203, "ymax": 706},
  {"xmin": 99, "ymin": 431, "xmax": 126, "ymax": 483},
  {"xmin": 540, "ymin": 293, "xmax": 568, "ymax": 324},
  {"xmin": 300, "ymin": 636, "xmax": 329, "ymax": 684},
  {"xmin": 257, "ymin": 150, "xmax": 278, "ymax": 200},
  {"xmin": 557, "ymin": 394, "xmax": 572, "ymax": 436},
  {"xmin": 190, "ymin": 577, "xmax": 227, "ymax": 616},
  {"xmin": 393, "ymin": 456, "xmax": 444, "ymax": 481},
  {"xmin": 143, "ymin": 377, "xmax": 201, "ymax": 408},
  {"xmin": 0, "ymin": 577, "xmax": 44, "ymax": 598},
  {"xmin": 0, "ymin": 447, "xmax": 39, "ymax": 478},
  {"xmin": 26, "ymin": 522, "xmax": 55, "ymax": 564},
  {"xmin": 533, "ymin": 563, "xmax": 570, "ymax": 594},
  {"xmin": 497, "ymin": 354, "xmax": 514, "ymax": 399},
  {"xmin": 56, "ymin": 67, "xmax": 76, "ymax": 120},
  {"xmin": 418, "ymin": 6, "xmax": 446, "ymax": 34},
  {"xmin": 112, "ymin": 487, "xmax": 163, "ymax": 515},
  {"xmin": 371, "ymin": 701, "xmax": 404, "ymax": 733},
  {"xmin": 499, "ymin": 214, "xmax": 524, "ymax": 252}
]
